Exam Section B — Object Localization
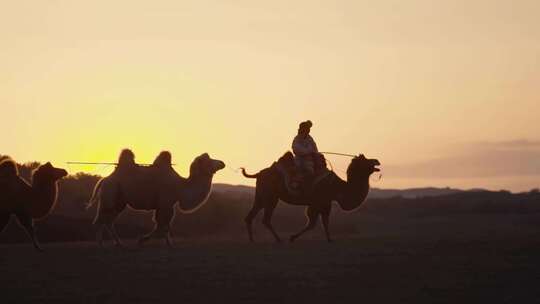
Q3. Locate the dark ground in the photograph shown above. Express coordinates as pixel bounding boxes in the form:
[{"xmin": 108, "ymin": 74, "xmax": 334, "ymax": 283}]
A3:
[
  {"xmin": 2, "ymin": 188, "xmax": 540, "ymax": 303},
  {"xmin": 2, "ymin": 233, "xmax": 540, "ymax": 304}
]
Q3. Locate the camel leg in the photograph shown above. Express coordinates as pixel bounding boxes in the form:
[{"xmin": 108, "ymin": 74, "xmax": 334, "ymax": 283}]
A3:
[
  {"xmin": 138, "ymin": 227, "xmax": 168, "ymax": 247},
  {"xmin": 106, "ymin": 223, "xmax": 123, "ymax": 247},
  {"xmin": 165, "ymin": 233, "xmax": 173, "ymax": 247},
  {"xmin": 290, "ymin": 206, "xmax": 319, "ymax": 243},
  {"xmin": 92, "ymin": 181, "xmax": 127, "ymax": 247},
  {"xmin": 14, "ymin": 211, "xmax": 42, "ymax": 252},
  {"xmin": 262, "ymin": 198, "xmax": 281, "ymax": 243},
  {"xmin": 95, "ymin": 203, "xmax": 126, "ymax": 248},
  {"xmin": 138, "ymin": 227, "xmax": 153, "ymax": 245},
  {"xmin": 0, "ymin": 213, "xmax": 10, "ymax": 233},
  {"xmin": 157, "ymin": 207, "xmax": 175, "ymax": 248},
  {"xmin": 96, "ymin": 221, "xmax": 118, "ymax": 247},
  {"xmin": 244, "ymin": 202, "xmax": 263, "ymax": 242},
  {"xmin": 96, "ymin": 224, "xmax": 107, "ymax": 247},
  {"xmin": 139, "ymin": 207, "xmax": 175, "ymax": 247},
  {"xmin": 321, "ymin": 204, "xmax": 333, "ymax": 243}
]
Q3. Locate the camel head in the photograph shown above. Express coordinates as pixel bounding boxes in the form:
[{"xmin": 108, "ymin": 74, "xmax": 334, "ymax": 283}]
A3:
[
  {"xmin": 189, "ymin": 153, "xmax": 225, "ymax": 178},
  {"xmin": 0, "ymin": 158, "xmax": 18, "ymax": 176},
  {"xmin": 346, "ymin": 154, "xmax": 380, "ymax": 181},
  {"xmin": 32, "ymin": 162, "xmax": 68, "ymax": 184}
]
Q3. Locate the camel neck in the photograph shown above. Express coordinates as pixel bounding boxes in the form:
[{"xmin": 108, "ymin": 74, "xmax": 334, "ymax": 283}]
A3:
[
  {"xmin": 335, "ymin": 175, "xmax": 370, "ymax": 211},
  {"xmin": 30, "ymin": 180, "xmax": 58, "ymax": 219},
  {"xmin": 177, "ymin": 174, "xmax": 213, "ymax": 213}
]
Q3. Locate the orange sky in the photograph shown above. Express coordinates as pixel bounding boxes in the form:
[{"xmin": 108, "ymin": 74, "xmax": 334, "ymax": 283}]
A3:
[{"xmin": 1, "ymin": 0, "xmax": 539, "ymax": 191}]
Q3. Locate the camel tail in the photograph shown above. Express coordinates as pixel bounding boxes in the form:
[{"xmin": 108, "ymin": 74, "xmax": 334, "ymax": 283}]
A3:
[
  {"xmin": 86, "ymin": 178, "xmax": 104, "ymax": 209},
  {"xmin": 241, "ymin": 168, "xmax": 259, "ymax": 179}
]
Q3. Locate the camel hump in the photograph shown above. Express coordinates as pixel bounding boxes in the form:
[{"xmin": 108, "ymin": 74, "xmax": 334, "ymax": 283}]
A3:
[
  {"xmin": 0, "ymin": 158, "xmax": 18, "ymax": 177},
  {"xmin": 117, "ymin": 149, "xmax": 136, "ymax": 166},
  {"xmin": 277, "ymin": 151, "xmax": 295, "ymax": 167},
  {"xmin": 274, "ymin": 150, "xmax": 330, "ymax": 197},
  {"xmin": 152, "ymin": 151, "xmax": 172, "ymax": 167}
]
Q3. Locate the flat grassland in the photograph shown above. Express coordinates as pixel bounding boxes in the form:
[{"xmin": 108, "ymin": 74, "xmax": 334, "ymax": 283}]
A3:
[{"xmin": 2, "ymin": 234, "xmax": 540, "ymax": 304}]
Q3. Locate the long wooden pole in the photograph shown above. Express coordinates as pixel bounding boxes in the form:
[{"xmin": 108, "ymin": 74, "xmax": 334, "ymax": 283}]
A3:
[
  {"xmin": 319, "ymin": 152, "xmax": 357, "ymax": 158},
  {"xmin": 67, "ymin": 162, "xmax": 120, "ymax": 165},
  {"xmin": 67, "ymin": 161, "xmax": 176, "ymax": 166}
]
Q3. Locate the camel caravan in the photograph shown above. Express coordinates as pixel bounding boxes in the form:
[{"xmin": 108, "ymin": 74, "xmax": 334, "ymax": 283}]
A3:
[{"xmin": 0, "ymin": 121, "xmax": 380, "ymax": 250}]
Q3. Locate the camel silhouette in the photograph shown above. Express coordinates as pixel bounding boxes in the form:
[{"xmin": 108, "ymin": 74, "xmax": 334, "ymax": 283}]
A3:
[
  {"xmin": 0, "ymin": 159, "xmax": 68, "ymax": 251},
  {"xmin": 242, "ymin": 153, "xmax": 380, "ymax": 242},
  {"xmin": 88, "ymin": 150, "xmax": 225, "ymax": 247}
]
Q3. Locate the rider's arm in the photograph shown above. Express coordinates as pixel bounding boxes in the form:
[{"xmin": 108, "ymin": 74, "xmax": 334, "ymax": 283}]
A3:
[{"xmin": 310, "ymin": 136, "xmax": 319, "ymax": 153}]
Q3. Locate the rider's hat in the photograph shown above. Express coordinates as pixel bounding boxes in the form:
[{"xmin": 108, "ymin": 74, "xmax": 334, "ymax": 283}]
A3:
[{"xmin": 299, "ymin": 120, "xmax": 313, "ymax": 130}]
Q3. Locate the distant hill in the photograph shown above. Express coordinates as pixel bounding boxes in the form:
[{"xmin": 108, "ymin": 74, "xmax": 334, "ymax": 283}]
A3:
[
  {"xmin": 213, "ymin": 183, "xmax": 468, "ymax": 199},
  {"xmin": 213, "ymin": 183, "xmax": 254, "ymax": 194},
  {"xmin": 368, "ymin": 187, "xmax": 466, "ymax": 198}
]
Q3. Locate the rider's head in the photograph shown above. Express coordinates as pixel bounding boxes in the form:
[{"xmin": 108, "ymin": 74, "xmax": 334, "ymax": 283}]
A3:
[{"xmin": 298, "ymin": 120, "xmax": 313, "ymax": 136}]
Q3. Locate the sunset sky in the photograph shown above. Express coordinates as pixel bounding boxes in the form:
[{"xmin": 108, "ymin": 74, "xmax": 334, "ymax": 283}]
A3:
[{"xmin": 1, "ymin": 0, "xmax": 539, "ymax": 191}]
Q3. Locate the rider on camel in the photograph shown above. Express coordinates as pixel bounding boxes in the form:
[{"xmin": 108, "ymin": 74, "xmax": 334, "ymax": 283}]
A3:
[{"xmin": 292, "ymin": 121, "xmax": 321, "ymax": 190}]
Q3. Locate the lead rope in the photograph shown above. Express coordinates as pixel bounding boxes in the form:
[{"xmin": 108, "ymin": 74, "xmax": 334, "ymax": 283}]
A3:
[
  {"xmin": 322, "ymin": 152, "xmax": 383, "ymax": 183},
  {"xmin": 228, "ymin": 166, "xmax": 242, "ymax": 174},
  {"xmin": 324, "ymin": 157, "xmax": 335, "ymax": 172}
]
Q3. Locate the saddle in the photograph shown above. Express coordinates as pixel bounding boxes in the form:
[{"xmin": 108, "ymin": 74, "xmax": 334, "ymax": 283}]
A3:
[{"xmin": 273, "ymin": 152, "xmax": 330, "ymax": 197}]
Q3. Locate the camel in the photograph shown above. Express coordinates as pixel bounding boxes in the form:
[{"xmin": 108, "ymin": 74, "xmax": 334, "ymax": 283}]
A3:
[
  {"xmin": 88, "ymin": 150, "xmax": 225, "ymax": 247},
  {"xmin": 0, "ymin": 159, "xmax": 68, "ymax": 251},
  {"xmin": 241, "ymin": 153, "xmax": 380, "ymax": 243}
]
